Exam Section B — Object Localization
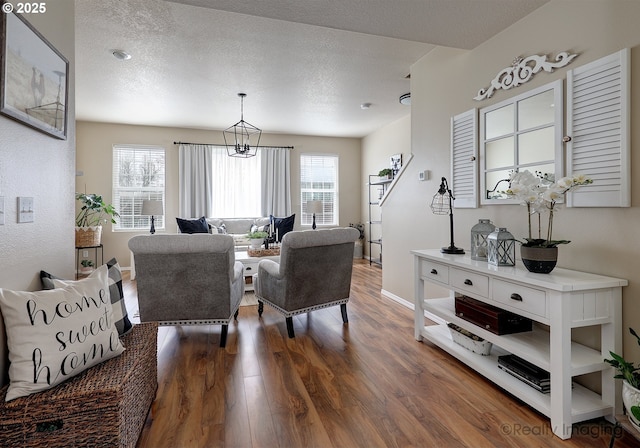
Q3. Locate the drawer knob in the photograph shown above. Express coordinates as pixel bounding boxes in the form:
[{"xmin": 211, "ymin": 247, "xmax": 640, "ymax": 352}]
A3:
[
  {"xmin": 485, "ymin": 324, "xmax": 491, "ymax": 329},
  {"xmin": 464, "ymin": 279, "xmax": 473, "ymax": 286},
  {"xmin": 430, "ymin": 269, "xmax": 438, "ymax": 275},
  {"xmin": 510, "ymin": 293, "xmax": 523, "ymax": 301}
]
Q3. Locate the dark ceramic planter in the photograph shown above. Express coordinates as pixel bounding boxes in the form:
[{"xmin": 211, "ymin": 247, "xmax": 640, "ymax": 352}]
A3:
[{"xmin": 521, "ymin": 246, "xmax": 558, "ymax": 274}]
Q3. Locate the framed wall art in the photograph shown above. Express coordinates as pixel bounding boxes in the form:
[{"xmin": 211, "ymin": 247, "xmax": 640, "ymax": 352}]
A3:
[
  {"xmin": 0, "ymin": 9, "xmax": 69, "ymax": 139},
  {"xmin": 390, "ymin": 153, "xmax": 402, "ymax": 177}
]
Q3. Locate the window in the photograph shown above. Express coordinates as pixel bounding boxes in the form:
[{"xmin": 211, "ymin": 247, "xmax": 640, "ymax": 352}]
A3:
[
  {"xmin": 300, "ymin": 154, "xmax": 338, "ymax": 226},
  {"xmin": 113, "ymin": 145, "xmax": 165, "ymax": 231}
]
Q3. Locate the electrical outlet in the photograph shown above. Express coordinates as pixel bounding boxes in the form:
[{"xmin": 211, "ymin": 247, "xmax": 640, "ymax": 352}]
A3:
[{"xmin": 83, "ymin": 250, "xmax": 89, "ymax": 257}]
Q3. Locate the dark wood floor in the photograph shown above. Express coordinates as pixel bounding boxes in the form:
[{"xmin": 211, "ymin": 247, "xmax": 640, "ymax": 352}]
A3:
[{"xmin": 125, "ymin": 260, "xmax": 636, "ymax": 447}]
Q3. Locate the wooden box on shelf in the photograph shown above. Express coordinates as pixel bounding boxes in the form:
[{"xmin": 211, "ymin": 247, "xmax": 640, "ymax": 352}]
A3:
[{"xmin": 454, "ymin": 295, "xmax": 532, "ymax": 335}]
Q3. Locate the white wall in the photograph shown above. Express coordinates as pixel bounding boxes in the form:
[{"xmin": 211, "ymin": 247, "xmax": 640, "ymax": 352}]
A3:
[
  {"xmin": 361, "ymin": 114, "xmax": 411, "ymax": 262},
  {"xmin": 0, "ymin": 0, "xmax": 76, "ymax": 385},
  {"xmin": 76, "ymin": 121, "xmax": 362, "ymax": 266},
  {"xmin": 382, "ymin": 0, "xmax": 640, "ymax": 360}
]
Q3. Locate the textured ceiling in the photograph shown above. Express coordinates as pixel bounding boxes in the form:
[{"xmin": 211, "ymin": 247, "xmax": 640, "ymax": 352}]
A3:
[{"xmin": 75, "ymin": 0, "xmax": 549, "ymax": 138}]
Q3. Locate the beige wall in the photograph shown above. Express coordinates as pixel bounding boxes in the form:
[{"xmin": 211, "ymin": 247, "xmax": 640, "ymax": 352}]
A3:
[
  {"xmin": 382, "ymin": 0, "xmax": 640, "ymax": 359},
  {"xmin": 0, "ymin": 0, "xmax": 76, "ymax": 385},
  {"xmin": 361, "ymin": 115, "xmax": 411, "ymax": 262},
  {"xmin": 76, "ymin": 121, "xmax": 362, "ymax": 266}
]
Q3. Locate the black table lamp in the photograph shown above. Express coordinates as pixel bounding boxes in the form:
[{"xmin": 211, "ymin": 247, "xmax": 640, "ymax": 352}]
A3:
[
  {"xmin": 306, "ymin": 200, "xmax": 323, "ymax": 230},
  {"xmin": 141, "ymin": 200, "xmax": 163, "ymax": 234},
  {"xmin": 430, "ymin": 177, "xmax": 464, "ymax": 254}
]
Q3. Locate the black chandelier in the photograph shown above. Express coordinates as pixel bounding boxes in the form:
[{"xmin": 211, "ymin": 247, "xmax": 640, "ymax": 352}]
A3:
[{"xmin": 224, "ymin": 93, "xmax": 262, "ymax": 158}]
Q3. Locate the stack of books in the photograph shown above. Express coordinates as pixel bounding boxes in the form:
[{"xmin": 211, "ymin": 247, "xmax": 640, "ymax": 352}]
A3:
[{"xmin": 498, "ymin": 354, "xmax": 550, "ymax": 394}]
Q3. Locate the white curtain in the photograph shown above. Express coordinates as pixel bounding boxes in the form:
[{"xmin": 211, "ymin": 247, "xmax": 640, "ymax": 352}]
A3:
[
  {"xmin": 210, "ymin": 147, "xmax": 262, "ymax": 217},
  {"xmin": 179, "ymin": 144, "xmax": 214, "ymax": 218},
  {"xmin": 261, "ymin": 147, "xmax": 291, "ymax": 217},
  {"xmin": 179, "ymin": 144, "xmax": 289, "ymax": 219}
]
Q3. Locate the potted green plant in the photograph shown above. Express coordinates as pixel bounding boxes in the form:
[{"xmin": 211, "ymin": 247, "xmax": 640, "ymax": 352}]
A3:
[
  {"xmin": 79, "ymin": 259, "xmax": 95, "ymax": 274},
  {"xmin": 605, "ymin": 327, "xmax": 640, "ymax": 429},
  {"xmin": 378, "ymin": 168, "xmax": 393, "ymax": 180},
  {"xmin": 75, "ymin": 193, "xmax": 120, "ymax": 248},
  {"xmin": 504, "ymin": 170, "xmax": 592, "ymax": 273},
  {"xmin": 247, "ymin": 231, "xmax": 268, "ymax": 249}
]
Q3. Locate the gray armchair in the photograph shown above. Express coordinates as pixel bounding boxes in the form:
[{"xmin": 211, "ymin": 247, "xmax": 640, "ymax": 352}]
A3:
[
  {"xmin": 253, "ymin": 228, "xmax": 359, "ymax": 338},
  {"xmin": 128, "ymin": 234, "xmax": 244, "ymax": 347}
]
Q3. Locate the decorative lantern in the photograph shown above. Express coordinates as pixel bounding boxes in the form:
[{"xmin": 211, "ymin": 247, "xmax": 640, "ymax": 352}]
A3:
[
  {"xmin": 470, "ymin": 219, "xmax": 495, "ymax": 261},
  {"xmin": 487, "ymin": 227, "xmax": 515, "ymax": 266}
]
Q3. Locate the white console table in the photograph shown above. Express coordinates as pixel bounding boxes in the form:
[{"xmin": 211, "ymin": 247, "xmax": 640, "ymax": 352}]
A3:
[{"xmin": 412, "ymin": 249, "xmax": 627, "ymax": 440}]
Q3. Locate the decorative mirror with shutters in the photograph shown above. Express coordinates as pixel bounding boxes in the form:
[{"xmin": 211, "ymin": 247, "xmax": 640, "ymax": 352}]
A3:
[
  {"xmin": 452, "ymin": 48, "xmax": 630, "ymax": 208},
  {"xmin": 479, "ymin": 79, "xmax": 564, "ymax": 205}
]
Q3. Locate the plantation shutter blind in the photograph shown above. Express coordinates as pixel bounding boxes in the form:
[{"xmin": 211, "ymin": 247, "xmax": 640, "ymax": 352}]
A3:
[
  {"xmin": 112, "ymin": 145, "xmax": 166, "ymax": 230},
  {"xmin": 300, "ymin": 154, "xmax": 338, "ymax": 226},
  {"xmin": 566, "ymin": 48, "xmax": 630, "ymax": 207},
  {"xmin": 451, "ymin": 109, "xmax": 478, "ymax": 208}
]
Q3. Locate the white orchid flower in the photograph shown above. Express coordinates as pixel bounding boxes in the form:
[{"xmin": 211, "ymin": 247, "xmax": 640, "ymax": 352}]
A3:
[
  {"xmin": 555, "ymin": 177, "xmax": 573, "ymax": 189},
  {"xmin": 510, "ymin": 170, "xmax": 538, "ymax": 187},
  {"xmin": 572, "ymin": 173, "xmax": 592, "ymax": 185},
  {"xmin": 505, "ymin": 169, "xmax": 592, "ymax": 247},
  {"xmin": 542, "ymin": 187, "xmax": 563, "ymax": 203}
]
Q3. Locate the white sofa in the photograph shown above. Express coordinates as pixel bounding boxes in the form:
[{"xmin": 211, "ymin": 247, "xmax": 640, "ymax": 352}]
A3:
[{"xmin": 205, "ymin": 217, "xmax": 271, "ymax": 248}]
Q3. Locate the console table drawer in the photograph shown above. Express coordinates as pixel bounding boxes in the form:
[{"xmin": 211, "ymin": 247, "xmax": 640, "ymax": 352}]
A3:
[
  {"xmin": 493, "ymin": 279, "xmax": 547, "ymax": 318},
  {"xmin": 421, "ymin": 261, "xmax": 449, "ymax": 285},
  {"xmin": 450, "ymin": 268, "xmax": 488, "ymax": 297}
]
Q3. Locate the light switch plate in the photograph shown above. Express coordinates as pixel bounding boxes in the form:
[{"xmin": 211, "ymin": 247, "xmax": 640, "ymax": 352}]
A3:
[{"xmin": 18, "ymin": 196, "xmax": 34, "ymax": 223}]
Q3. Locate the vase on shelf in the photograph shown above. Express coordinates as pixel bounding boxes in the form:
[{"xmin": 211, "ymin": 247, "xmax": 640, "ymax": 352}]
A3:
[{"xmin": 520, "ymin": 246, "xmax": 558, "ymax": 274}]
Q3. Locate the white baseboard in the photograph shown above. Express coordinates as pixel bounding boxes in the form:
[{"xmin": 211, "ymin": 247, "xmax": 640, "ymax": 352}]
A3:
[
  {"xmin": 380, "ymin": 288, "xmax": 412, "ymax": 308},
  {"xmin": 380, "ymin": 288, "xmax": 447, "ymax": 325}
]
